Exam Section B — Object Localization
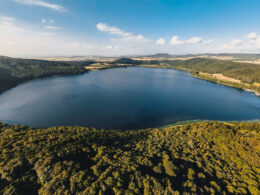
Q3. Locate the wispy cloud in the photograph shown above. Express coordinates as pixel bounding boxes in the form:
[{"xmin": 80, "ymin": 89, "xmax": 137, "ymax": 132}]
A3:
[
  {"xmin": 96, "ymin": 22, "xmax": 151, "ymax": 43},
  {"xmin": 0, "ymin": 16, "xmax": 24, "ymax": 32},
  {"xmin": 0, "ymin": 16, "xmax": 65, "ymax": 57},
  {"xmin": 42, "ymin": 19, "xmax": 55, "ymax": 24},
  {"xmin": 12, "ymin": 0, "xmax": 65, "ymax": 12},
  {"xmin": 203, "ymin": 39, "xmax": 214, "ymax": 44},
  {"xmin": 44, "ymin": 25, "xmax": 60, "ymax": 30},
  {"xmin": 1, "ymin": 17, "xmax": 15, "ymax": 21}
]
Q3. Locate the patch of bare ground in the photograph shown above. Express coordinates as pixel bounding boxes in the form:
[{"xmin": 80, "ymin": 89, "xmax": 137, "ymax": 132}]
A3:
[
  {"xmin": 234, "ymin": 60, "xmax": 260, "ymax": 65},
  {"xmin": 212, "ymin": 73, "xmax": 241, "ymax": 83}
]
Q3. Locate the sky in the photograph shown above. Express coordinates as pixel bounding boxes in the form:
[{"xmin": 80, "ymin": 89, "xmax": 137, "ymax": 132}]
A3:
[{"xmin": 0, "ymin": 0, "xmax": 260, "ymax": 57}]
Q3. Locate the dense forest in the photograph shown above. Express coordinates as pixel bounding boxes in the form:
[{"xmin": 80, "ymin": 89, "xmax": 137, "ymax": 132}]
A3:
[
  {"xmin": 0, "ymin": 56, "xmax": 94, "ymax": 94},
  {"xmin": 166, "ymin": 58, "xmax": 260, "ymax": 94},
  {"xmin": 163, "ymin": 58, "xmax": 260, "ymax": 84},
  {"xmin": 0, "ymin": 121, "xmax": 259, "ymax": 194}
]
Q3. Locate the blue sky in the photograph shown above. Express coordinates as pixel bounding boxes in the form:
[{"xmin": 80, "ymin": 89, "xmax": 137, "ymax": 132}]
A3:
[{"xmin": 0, "ymin": 0, "xmax": 260, "ymax": 57}]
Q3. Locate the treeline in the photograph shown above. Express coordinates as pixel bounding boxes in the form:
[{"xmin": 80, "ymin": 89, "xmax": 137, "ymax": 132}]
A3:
[
  {"xmin": 110, "ymin": 58, "xmax": 160, "ymax": 66},
  {"xmin": 192, "ymin": 72, "xmax": 260, "ymax": 95},
  {"xmin": 0, "ymin": 121, "xmax": 259, "ymax": 194},
  {"xmin": 0, "ymin": 56, "xmax": 94, "ymax": 94},
  {"xmin": 163, "ymin": 58, "xmax": 260, "ymax": 84}
]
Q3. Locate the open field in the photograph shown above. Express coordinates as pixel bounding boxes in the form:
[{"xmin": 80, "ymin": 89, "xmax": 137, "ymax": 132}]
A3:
[{"xmin": 212, "ymin": 73, "xmax": 241, "ymax": 83}]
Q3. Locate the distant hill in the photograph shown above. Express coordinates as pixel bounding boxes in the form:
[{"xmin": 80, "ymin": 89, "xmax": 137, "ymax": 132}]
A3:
[
  {"xmin": 112, "ymin": 58, "xmax": 142, "ymax": 65},
  {"xmin": 147, "ymin": 53, "xmax": 174, "ymax": 58},
  {"xmin": 134, "ymin": 53, "xmax": 260, "ymax": 61},
  {"xmin": 213, "ymin": 53, "xmax": 260, "ymax": 60}
]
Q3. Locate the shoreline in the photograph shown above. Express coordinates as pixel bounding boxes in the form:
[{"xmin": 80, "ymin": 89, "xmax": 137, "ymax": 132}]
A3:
[
  {"xmin": 140, "ymin": 65, "xmax": 260, "ymax": 96},
  {"xmin": 1, "ymin": 64, "xmax": 259, "ymax": 97},
  {"xmin": 192, "ymin": 73, "xmax": 260, "ymax": 97}
]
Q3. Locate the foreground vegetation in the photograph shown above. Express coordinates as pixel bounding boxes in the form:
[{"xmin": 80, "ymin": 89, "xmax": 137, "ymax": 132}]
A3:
[{"xmin": 0, "ymin": 121, "xmax": 259, "ymax": 194}]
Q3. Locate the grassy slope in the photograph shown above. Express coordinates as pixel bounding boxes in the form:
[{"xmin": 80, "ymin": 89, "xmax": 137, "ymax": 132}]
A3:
[{"xmin": 0, "ymin": 121, "xmax": 259, "ymax": 194}]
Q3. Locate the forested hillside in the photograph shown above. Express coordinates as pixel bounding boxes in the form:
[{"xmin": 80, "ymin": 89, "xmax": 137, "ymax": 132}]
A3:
[
  {"xmin": 138, "ymin": 57, "xmax": 260, "ymax": 93},
  {"xmin": 162, "ymin": 58, "xmax": 260, "ymax": 84},
  {"xmin": 0, "ymin": 56, "xmax": 94, "ymax": 94},
  {"xmin": 0, "ymin": 121, "xmax": 259, "ymax": 194}
]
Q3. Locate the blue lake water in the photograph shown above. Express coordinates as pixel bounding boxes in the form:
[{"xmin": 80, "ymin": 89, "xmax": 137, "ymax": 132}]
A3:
[{"xmin": 0, "ymin": 67, "xmax": 259, "ymax": 129}]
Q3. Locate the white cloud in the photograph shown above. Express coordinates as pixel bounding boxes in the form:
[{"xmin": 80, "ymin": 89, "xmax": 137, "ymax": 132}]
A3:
[
  {"xmin": 44, "ymin": 25, "xmax": 60, "ymax": 30},
  {"xmin": 247, "ymin": 32, "xmax": 260, "ymax": 46},
  {"xmin": 12, "ymin": 0, "xmax": 65, "ymax": 12},
  {"xmin": 170, "ymin": 36, "xmax": 184, "ymax": 46},
  {"xmin": 247, "ymin": 32, "xmax": 257, "ymax": 40},
  {"xmin": 248, "ymin": 35, "xmax": 260, "ymax": 48},
  {"xmin": 221, "ymin": 39, "xmax": 242, "ymax": 50},
  {"xmin": 231, "ymin": 39, "xmax": 242, "ymax": 46},
  {"xmin": 0, "ymin": 18, "xmax": 131, "ymax": 57},
  {"xmin": 218, "ymin": 33, "xmax": 260, "ymax": 52},
  {"xmin": 203, "ymin": 39, "xmax": 214, "ymax": 44},
  {"xmin": 2, "ymin": 16, "xmax": 260, "ymax": 56},
  {"xmin": 1, "ymin": 17, "xmax": 15, "ymax": 21},
  {"xmin": 155, "ymin": 38, "xmax": 166, "ymax": 45},
  {"xmin": 186, "ymin": 37, "xmax": 202, "ymax": 44},
  {"xmin": 170, "ymin": 36, "xmax": 205, "ymax": 46},
  {"xmin": 96, "ymin": 22, "xmax": 151, "ymax": 43},
  {"xmin": 96, "ymin": 23, "xmax": 131, "ymax": 37}
]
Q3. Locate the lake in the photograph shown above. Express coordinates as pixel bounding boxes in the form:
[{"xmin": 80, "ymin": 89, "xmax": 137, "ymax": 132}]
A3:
[{"xmin": 0, "ymin": 67, "xmax": 259, "ymax": 129}]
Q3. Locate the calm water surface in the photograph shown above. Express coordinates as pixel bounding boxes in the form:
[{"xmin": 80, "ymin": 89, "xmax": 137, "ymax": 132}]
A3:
[{"xmin": 0, "ymin": 67, "xmax": 259, "ymax": 129}]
